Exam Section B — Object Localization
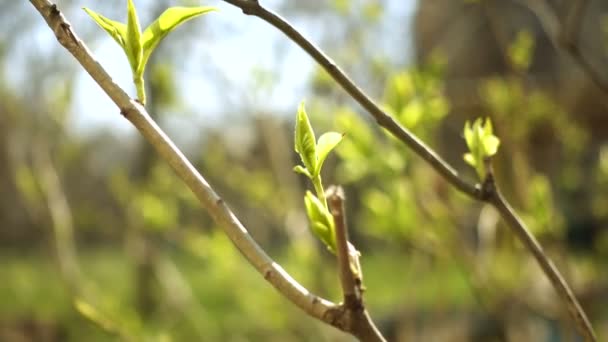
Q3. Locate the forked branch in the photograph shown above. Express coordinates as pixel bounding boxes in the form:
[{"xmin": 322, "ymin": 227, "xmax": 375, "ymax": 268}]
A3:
[{"xmin": 221, "ymin": 1, "xmax": 596, "ymax": 340}]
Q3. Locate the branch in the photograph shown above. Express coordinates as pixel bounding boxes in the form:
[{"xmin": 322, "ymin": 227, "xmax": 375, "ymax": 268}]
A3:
[
  {"xmin": 489, "ymin": 189, "xmax": 596, "ymax": 341},
  {"xmin": 30, "ymin": 143, "xmax": 133, "ymax": 339},
  {"xmin": 221, "ymin": 1, "xmax": 596, "ymax": 340},
  {"xmin": 560, "ymin": 0, "xmax": 589, "ymax": 51},
  {"xmin": 327, "ymin": 186, "xmax": 359, "ymax": 308},
  {"xmin": 29, "ymin": 0, "xmax": 340, "ymax": 327},
  {"xmin": 481, "ymin": 164, "xmax": 597, "ymax": 342},
  {"xmin": 327, "ymin": 186, "xmax": 386, "ymax": 342},
  {"xmin": 222, "ymin": 0, "xmax": 478, "ymax": 199}
]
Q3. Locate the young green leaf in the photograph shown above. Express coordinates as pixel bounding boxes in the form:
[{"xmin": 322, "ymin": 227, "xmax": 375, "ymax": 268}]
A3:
[
  {"xmin": 315, "ymin": 132, "xmax": 343, "ymax": 176},
  {"xmin": 125, "ymin": 0, "xmax": 143, "ymax": 74},
  {"xmin": 482, "ymin": 135, "xmax": 500, "ymax": 157},
  {"xmin": 140, "ymin": 7, "xmax": 216, "ymax": 75},
  {"xmin": 294, "ymin": 102, "xmax": 317, "ymax": 173},
  {"xmin": 293, "ymin": 165, "xmax": 313, "ymax": 179},
  {"xmin": 82, "ymin": 8, "xmax": 127, "ymax": 48},
  {"xmin": 84, "ymin": 1, "xmax": 216, "ymax": 106},
  {"xmin": 463, "ymin": 152, "xmax": 476, "ymax": 168},
  {"xmin": 304, "ymin": 191, "xmax": 336, "ymax": 252},
  {"xmin": 463, "ymin": 120, "xmax": 474, "ymax": 151},
  {"xmin": 482, "ymin": 119, "xmax": 500, "ymax": 156},
  {"xmin": 462, "ymin": 117, "xmax": 500, "ymax": 179}
]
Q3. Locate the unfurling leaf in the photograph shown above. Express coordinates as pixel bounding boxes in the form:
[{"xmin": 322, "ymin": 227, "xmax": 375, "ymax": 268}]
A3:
[
  {"xmin": 82, "ymin": 8, "xmax": 127, "ymax": 48},
  {"xmin": 462, "ymin": 117, "xmax": 500, "ymax": 179},
  {"xmin": 482, "ymin": 135, "xmax": 500, "ymax": 156},
  {"xmin": 463, "ymin": 152, "xmax": 476, "ymax": 168},
  {"xmin": 315, "ymin": 132, "xmax": 343, "ymax": 176},
  {"xmin": 125, "ymin": 0, "xmax": 143, "ymax": 73},
  {"xmin": 83, "ymin": 2, "xmax": 216, "ymax": 105},
  {"xmin": 463, "ymin": 120, "xmax": 474, "ymax": 151},
  {"xmin": 293, "ymin": 165, "xmax": 312, "ymax": 179},
  {"xmin": 295, "ymin": 102, "xmax": 318, "ymax": 173},
  {"xmin": 304, "ymin": 191, "xmax": 336, "ymax": 253},
  {"xmin": 141, "ymin": 7, "xmax": 216, "ymax": 75}
]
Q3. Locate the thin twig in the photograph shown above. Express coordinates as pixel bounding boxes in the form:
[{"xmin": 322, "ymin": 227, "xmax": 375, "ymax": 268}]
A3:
[
  {"xmin": 221, "ymin": 1, "xmax": 596, "ymax": 340},
  {"xmin": 29, "ymin": 0, "xmax": 340, "ymax": 327},
  {"xmin": 481, "ymin": 162, "xmax": 597, "ymax": 342},
  {"xmin": 222, "ymin": 0, "xmax": 479, "ymax": 199},
  {"xmin": 327, "ymin": 186, "xmax": 386, "ymax": 342},
  {"xmin": 32, "ymin": 144, "xmax": 81, "ymax": 294},
  {"xmin": 489, "ymin": 189, "xmax": 596, "ymax": 341},
  {"xmin": 560, "ymin": 0, "xmax": 590, "ymax": 51},
  {"xmin": 31, "ymin": 143, "xmax": 133, "ymax": 340},
  {"xmin": 327, "ymin": 186, "xmax": 358, "ymax": 308}
]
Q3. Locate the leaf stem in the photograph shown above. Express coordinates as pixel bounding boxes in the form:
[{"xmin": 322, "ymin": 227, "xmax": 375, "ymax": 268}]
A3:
[
  {"xmin": 134, "ymin": 75, "xmax": 146, "ymax": 105},
  {"xmin": 312, "ymin": 175, "xmax": 327, "ymax": 209}
]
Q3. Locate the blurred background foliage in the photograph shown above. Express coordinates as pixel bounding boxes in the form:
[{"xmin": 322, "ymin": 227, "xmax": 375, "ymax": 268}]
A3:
[{"xmin": 1, "ymin": 0, "xmax": 607, "ymax": 341}]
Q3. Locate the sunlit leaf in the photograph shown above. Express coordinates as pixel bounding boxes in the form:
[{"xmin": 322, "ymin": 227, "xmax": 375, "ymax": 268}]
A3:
[
  {"xmin": 315, "ymin": 132, "xmax": 343, "ymax": 176},
  {"xmin": 125, "ymin": 0, "xmax": 143, "ymax": 73},
  {"xmin": 82, "ymin": 8, "xmax": 127, "ymax": 48},
  {"xmin": 294, "ymin": 102, "xmax": 317, "ymax": 173},
  {"xmin": 483, "ymin": 117, "xmax": 493, "ymax": 135},
  {"xmin": 463, "ymin": 120, "xmax": 473, "ymax": 150},
  {"xmin": 140, "ymin": 7, "xmax": 216, "ymax": 75},
  {"xmin": 462, "ymin": 117, "xmax": 500, "ymax": 179},
  {"xmin": 463, "ymin": 153, "xmax": 476, "ymax": 168},
  {"xmin": 304, "ymin": 191, "xmax": 336, "ymax": 252},
  {"xmin": 293, "ymin": 165, "xmax": 312, "ymax": 179},
  {"xmin": 482, "ymin": 135, "xmax": 500, "ymax": 156}
]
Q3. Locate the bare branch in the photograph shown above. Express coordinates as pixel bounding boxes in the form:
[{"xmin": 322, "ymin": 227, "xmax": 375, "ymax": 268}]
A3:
[
  {"xmin": 488, "ymin": 189, "xmax": 596, "ymax": 341},
  {"xmin": 29, "ymin": 0, "xmax": 339, "ymax": 326},
  {"xmin": 327, "ymin": 186, "xmax": 359, "ymax": 308},
  {"xmin": 561, "ymin": 0, "xmax": 590, "ymax": 51},
  {"xmin": 480, "ymin": 162, "xmax": 597, "ymax": 342},
  {"xmin": 327, "ymin": 186, "xmax": 386, "ymax": 342}
]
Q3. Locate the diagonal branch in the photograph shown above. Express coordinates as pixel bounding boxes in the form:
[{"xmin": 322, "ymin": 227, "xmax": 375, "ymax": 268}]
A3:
[
  {"xmin": 488, "ymin": 186, "xmax": 596, "ymax": 341},
  {"xmin": 221, "ymin": 1, "xmax": 597, "ymax": 340},
  {"xmin": 222, "ymin": 0, "xmax": 479, "ymax": 199},
  {"xmin": 29, "ymin": 0, "xmax": 340, "ymax": 328},
  {"xmin": 479, "ymin": 162, "xmax": 596, "ymax": 341}
]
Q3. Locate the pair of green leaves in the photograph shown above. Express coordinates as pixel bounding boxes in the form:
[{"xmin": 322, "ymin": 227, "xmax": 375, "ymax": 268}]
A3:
[
  {"xmin": 294, "ymin": 102, "xmax": 344, "ymax": 180},
  {"xmin": 83, "ymin": 0, "xmax": 216, "ymax": 105},
  {"xmin": 294, "ymin": 102, "xmax": 343, "ymax": 253},
  {"xmin": 463, "ymin": 118, "xmax": 500, "ymax": 180}
]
